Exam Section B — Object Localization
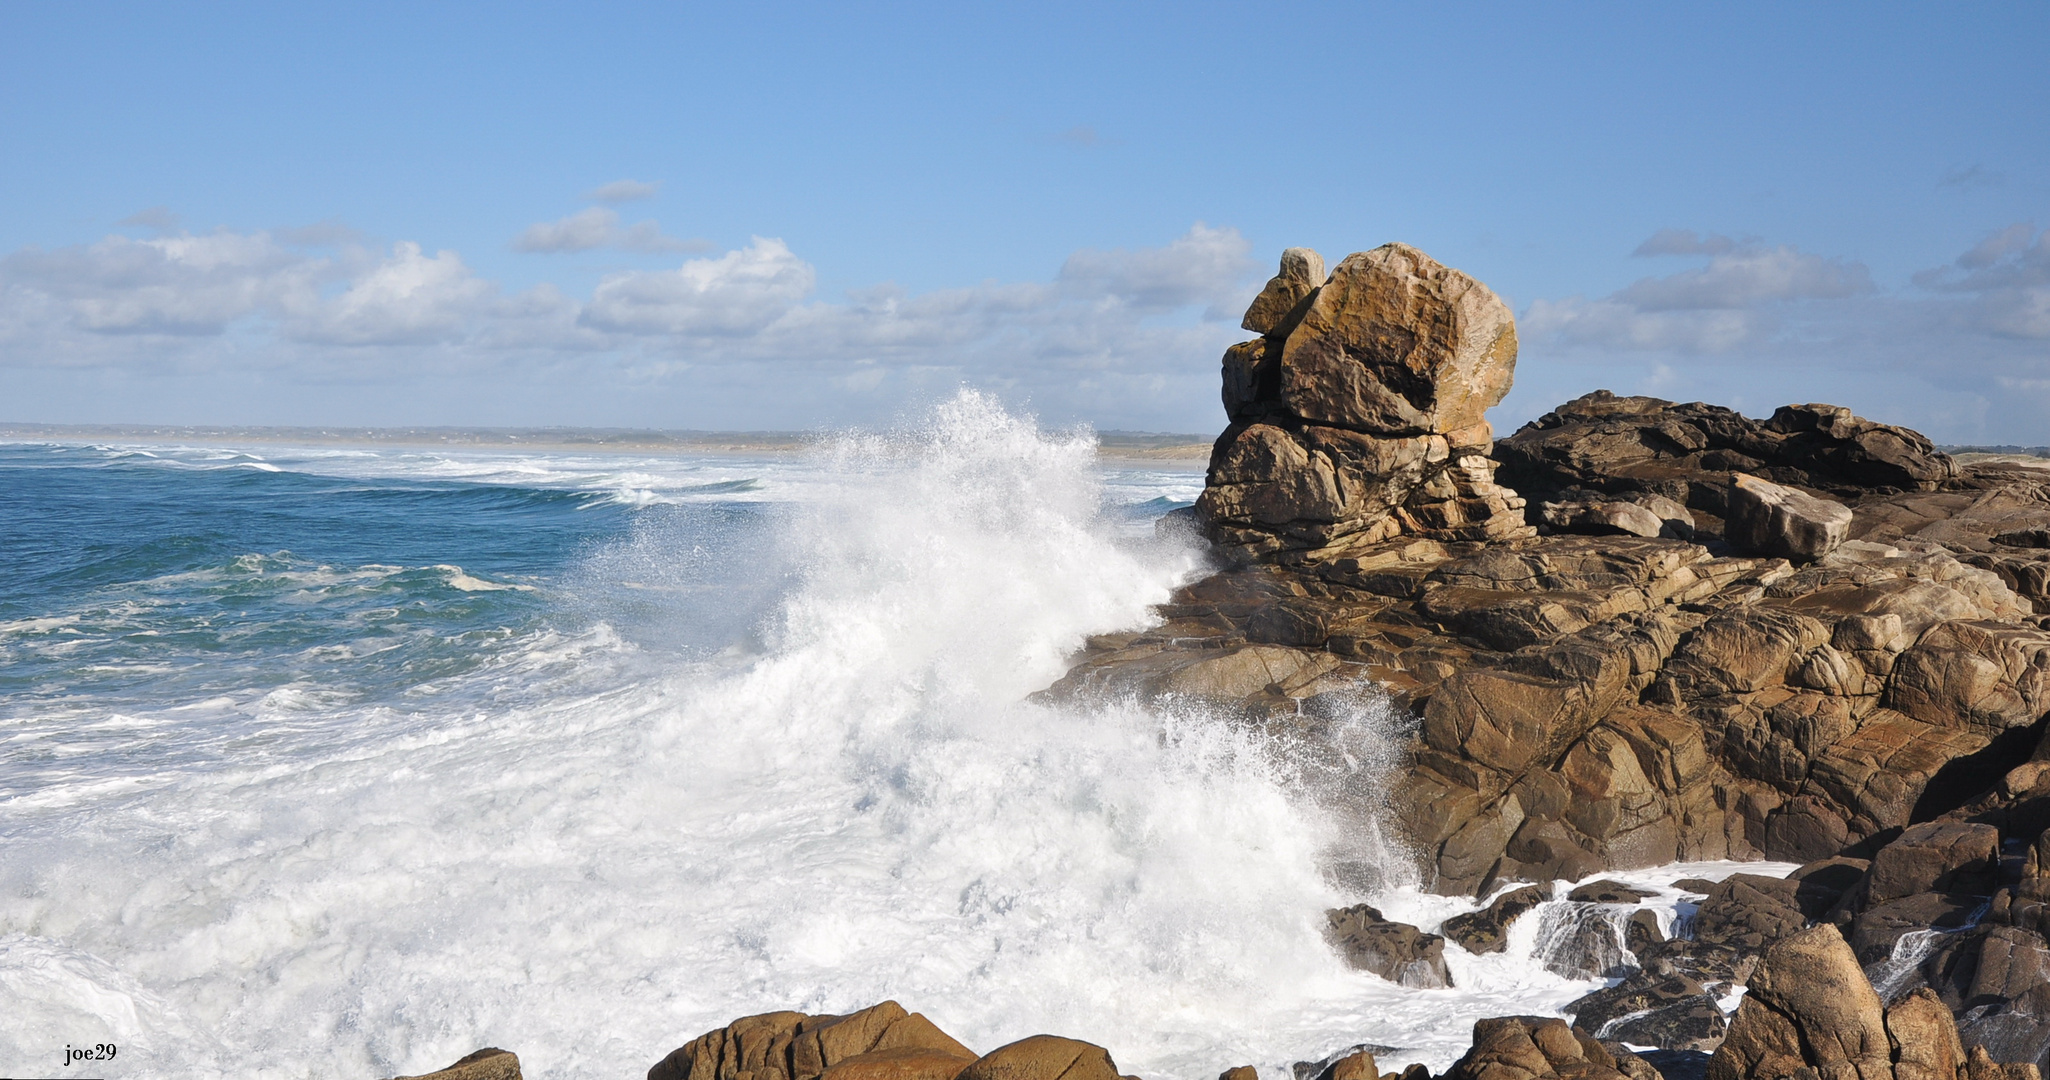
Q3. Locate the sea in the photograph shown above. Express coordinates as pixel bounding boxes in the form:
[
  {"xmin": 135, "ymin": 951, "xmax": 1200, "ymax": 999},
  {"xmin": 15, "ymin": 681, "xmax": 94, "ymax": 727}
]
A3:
[{"xmin": 0, "ymin": 391, "xmax": 1771, "ymax": 1080}]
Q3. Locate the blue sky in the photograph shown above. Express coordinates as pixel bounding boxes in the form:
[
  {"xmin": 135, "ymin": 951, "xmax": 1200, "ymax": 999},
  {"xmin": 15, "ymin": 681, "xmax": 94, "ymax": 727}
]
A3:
[{"xmin": 3, "ymin": 2, "xmax": 2046, "ymax": 440}]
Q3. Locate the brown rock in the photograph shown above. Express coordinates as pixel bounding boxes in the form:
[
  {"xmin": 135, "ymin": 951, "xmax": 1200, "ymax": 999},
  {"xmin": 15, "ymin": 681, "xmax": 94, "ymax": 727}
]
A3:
[
  {"xmin": 393, "ymin": 1048, "xmax": 521, "ymax": 1080},
  {"xmin": 955, "ymin": 1036, "xmax": 1120, "ymax": 1080},
  {"xmin": 1444, "ymin": 885, "xmax": 1552, "ymax": 954},
  {"xmin": 1279, "ymin": 244, "xmax": 1518, "ymax": 438},
  {"xmin": 1706, "ymin": 924, "xmax": 1893, "ymax": 1080},
  {"xmin": 1243, "ymin": 248, "xmax": 1327, "ymax": 336},
  {"xmin": 1885, "ymin": 987, "xmax": 1966, "ymax": 1080},
  {"xmin": 820, "ymin": 1048, "xmax": 976, "ymax": 1080},
  {"xmin": 1326, "ymin": 904, "xmax": 1454, "ymax": 987},
  {"xmin": 1727, "ymin": 474, "xmax": 1854, "ymax": 562},
  {"xmin": 1220, "ymin": 1068, "xmax": 1260, "ymax": 1080},
  {"xmin": 1866, "ymin": 823, "xmax": 2001, "ymax": 905},
  {"xmin": 650, "ymin": 1003, "xmax": 975, "ymax": 1080}
]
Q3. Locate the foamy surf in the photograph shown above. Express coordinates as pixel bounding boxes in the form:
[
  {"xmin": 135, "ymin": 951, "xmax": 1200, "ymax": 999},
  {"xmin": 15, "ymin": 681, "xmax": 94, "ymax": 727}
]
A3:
[{"xmin": 2, "ymin": 392, "xmax": 1772, "ymax": 1080}]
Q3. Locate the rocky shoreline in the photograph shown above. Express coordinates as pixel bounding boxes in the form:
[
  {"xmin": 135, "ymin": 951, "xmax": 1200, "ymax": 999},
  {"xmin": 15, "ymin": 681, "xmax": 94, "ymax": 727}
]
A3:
[{"xmin": 393, "ymin": 244, "xmax": 2050, "ymax": 1080}]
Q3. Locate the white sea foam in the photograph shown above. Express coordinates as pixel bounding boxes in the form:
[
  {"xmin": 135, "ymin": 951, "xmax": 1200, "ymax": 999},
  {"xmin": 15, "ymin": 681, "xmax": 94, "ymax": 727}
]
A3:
[{"xmin": 0, "ymin": 393, "xmax": 1778, "ymax": 1080}]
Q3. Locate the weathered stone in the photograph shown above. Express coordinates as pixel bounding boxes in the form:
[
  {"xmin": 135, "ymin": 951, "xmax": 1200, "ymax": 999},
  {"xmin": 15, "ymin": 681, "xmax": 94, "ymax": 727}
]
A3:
[
  {"xmin": 1866, "ymin": 823, "xmax": 2001, "ymax": 905},
  {"xmin": 1706, "ymin": 924, "xmax": 1894, "ymax": 1080},
  {"xmin": 1444, "ymin": 1016, "xmax": 1630, "ymax": 1080},
  {"xmin": 954, "ymin": 1037, "xmax": 1119, "ymax": 1080},
  {"xmin": 1543, "ymin": 491, "xmax": 1696, "ymax": 541},
  {"xmin": 395, "ymin": 1049, "xmax": 521, "ymax": 1080},
  {"xmin": 1326, "ymin": 904, "xmax": 1454, "ymax": 987},
  {"xmin": 650, "ymin": 1003, "xmax": 975, "ymax": 1080},
  {"xmin": 1445, "ymin": 885, "xmax": 1552, "ymax": 954},
  {"xmin": 1279, "ymin": 244, "xmax": 1518, "ymax": 438},
  {"xmin": 1727, "ymin": 474, "xmax": 1854, "ymax": 562},
  {"xmin": 1243, "ymin": 247, "xmax": 1327, "ymax": 336}
]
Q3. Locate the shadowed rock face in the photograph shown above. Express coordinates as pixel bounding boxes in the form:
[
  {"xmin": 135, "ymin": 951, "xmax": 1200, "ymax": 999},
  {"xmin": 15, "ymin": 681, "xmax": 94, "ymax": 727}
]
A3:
[{"xmin": 1197, "ymin": 244, "xmax": 1534, "ymax": 563}]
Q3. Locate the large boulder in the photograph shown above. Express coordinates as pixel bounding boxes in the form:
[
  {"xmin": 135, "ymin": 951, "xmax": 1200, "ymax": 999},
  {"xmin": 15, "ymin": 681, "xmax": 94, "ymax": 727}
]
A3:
[
  {"xmin": 954, "ymin": 1037, "xmax": 1119, "ymax": 1080},
  {"xmin": 1706, "ymin": 924, "xmax": 1894, "ymax": 1080},
  {"xmin": 1727, "ymin": 474, "xmax": 1854, "ymax": 561},
  {"xmin": 1198, "ymin": 244, "xmax": 1534, "ymax": 562},
  {"xmin": 1443, "ymin": 1016, "xmax": 1635, "ymax": 1080},
  {"xmin": 1278, "ymin": 244, "xmax": 1519, "ymax": 437},
  {"xmin": 649, "ymin": 1003, "xmax": 976, "ymax": 1080}
]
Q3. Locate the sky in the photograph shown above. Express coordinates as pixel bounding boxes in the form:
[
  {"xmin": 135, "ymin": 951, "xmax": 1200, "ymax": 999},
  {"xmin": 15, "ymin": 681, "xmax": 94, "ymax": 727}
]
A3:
[{"xmin": 2, "ymin": 2, "xmax": 2046, "ymax": 442}]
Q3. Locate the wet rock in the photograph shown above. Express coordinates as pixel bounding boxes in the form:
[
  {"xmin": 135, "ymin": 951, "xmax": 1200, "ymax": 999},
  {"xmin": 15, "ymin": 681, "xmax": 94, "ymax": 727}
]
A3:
[
  {"xmin": 1571, "ymin": 881, "xmax": 1660, "ymax": 905},
  {"xmin": 1689, "ymin": 876, "xmax": 1808, "ymax": 952},
  {"xmin": 1327, "ymin": 904, "xmax": 1454, "ymax": 987},
  {"xmin": 1726, "ymin": 474, "xmax": 1854, "ymax": 562},
  {"xmin": 1445, "ymin": 885, "xmax": 1552, "ymax": 954},
  {"xmin": 1604, "ymin": 998, "xmax": 1730, "ymax": 1055},
  {"xmin": 1220, "ymin": 1068, "xmax": 1260, "ymax": 1080},
  {"xmin": 1535, "ymin": 902, "xmax": 1642, "ymax": 980},
  {"xmin": 394, "ymin": 1048, "xmax": 521, "ymax": 1080},
  {"xmin": 1569, "ymin": 971, "xmax": 1727, "ymax": 1051},
  {"xmin": 1852, "ymin": 894, "xmax": 1985, "ymax": 965},
  {"xmin": 1629, "ymin": 1050, "xmax": 1712, "ymax": 1080}
]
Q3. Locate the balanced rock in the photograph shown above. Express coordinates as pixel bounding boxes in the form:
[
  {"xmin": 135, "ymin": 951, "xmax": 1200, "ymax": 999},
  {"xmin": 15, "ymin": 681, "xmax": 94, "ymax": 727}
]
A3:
[
  {"xmin": 1726, "ymin": 474, "xmax": 1854, "ymax": 561},
  {"xmin": 1198, "ymin": 243, "xmax": 1534, "ymax": 562}
]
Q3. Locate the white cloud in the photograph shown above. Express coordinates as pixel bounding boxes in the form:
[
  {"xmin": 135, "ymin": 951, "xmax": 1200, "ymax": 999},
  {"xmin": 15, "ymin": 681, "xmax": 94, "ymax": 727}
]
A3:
[
  {"xmin": 582, "ymin": 237, "xmax": 817, "ymax": 335},
  {"xmin": 1914, "ymin": 223, "xmax": 2050, "ymax": 339},
  {"xmin": 1056, "ymin": 222, "xmax": 1254, "ymax": 312},
  {"xmin": 1632, "ymin": 229, "xmax": 1735, "ymax": 257},
  {"xmin": 287, "ymin": 241, "xmax": 494, "ymax": 346},
  {"xmin": 0, "ymin": 230, "xmax": 319, "ymax": 336},
  {"xmin": 1523, "ymin": 232, "xmax": 1875, "ymax": 352},
  {"xmin": 1513, "ymin": 225, "xmax": 2050, "ymax": 444},
  {"xmin": 513, "ymin": 207, "xmax": 709, "ymax": 254},
  {"xmin": 587, "ymin": 179, "xmax": 660, "ymax": 203},
  {"xmin": 0, "ymin": 220, "xmax": 1263, "ymax": 431}
]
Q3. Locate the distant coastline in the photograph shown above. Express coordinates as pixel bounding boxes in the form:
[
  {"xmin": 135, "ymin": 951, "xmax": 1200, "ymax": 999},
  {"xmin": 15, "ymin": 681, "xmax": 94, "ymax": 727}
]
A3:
[{"xmin": 0, "ymin": 422, "xmax": 1215, "ymax": 463}]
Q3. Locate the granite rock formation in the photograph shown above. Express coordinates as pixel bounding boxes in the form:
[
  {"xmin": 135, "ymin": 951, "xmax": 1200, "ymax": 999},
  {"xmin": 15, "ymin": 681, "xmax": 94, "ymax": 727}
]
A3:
[{"xmin": 1196, "ymin": 244, "xmax": 1534, "ymax": 562}]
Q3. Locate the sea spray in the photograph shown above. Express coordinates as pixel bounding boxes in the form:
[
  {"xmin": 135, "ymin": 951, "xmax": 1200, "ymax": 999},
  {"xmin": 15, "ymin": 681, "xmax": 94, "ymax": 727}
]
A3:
[{"xmin": 0, "ymin": 397, "xmax": 1739, "ymax": 1080}]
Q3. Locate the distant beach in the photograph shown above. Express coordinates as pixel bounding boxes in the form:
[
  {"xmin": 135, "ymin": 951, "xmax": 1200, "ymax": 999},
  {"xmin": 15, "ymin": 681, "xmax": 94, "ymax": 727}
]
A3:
[{"xmin": 0, "ymin": 422, "xmax": 1214, "ymax": 463}]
